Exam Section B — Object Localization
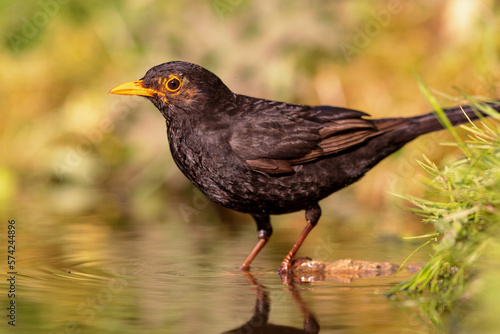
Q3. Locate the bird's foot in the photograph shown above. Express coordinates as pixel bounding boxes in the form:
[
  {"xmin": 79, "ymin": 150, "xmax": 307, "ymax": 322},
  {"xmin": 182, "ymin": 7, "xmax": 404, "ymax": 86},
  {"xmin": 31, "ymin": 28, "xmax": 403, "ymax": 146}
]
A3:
[
  {"xmin": 279, "ymin": 255, "xmax": 293, "ymax": 273},
  {"xmin": 279, "ymin": 271, "xmax": 292, "ymax": 285},
  {"xmin": 278, "ymin": 258, "xmax": 292, "ymax": 284},
  {"xmin": 279, "ymin": 261, "xmax": 291, "ymax": 275},
  {"xmin": 239, "ymin": 263, "xmax": 251, "ymax": 272},
  {"xmin": 279, "ymin": 257, "xmax": 313, "ymax": 285}
]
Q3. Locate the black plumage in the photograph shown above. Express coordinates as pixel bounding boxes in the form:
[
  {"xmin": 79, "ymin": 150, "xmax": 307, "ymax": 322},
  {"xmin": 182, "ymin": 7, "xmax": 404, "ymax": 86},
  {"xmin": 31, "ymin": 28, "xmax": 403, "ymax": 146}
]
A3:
[{"xmin": 109, "ymin": 61, "xmax": 495, "ymax": 276}]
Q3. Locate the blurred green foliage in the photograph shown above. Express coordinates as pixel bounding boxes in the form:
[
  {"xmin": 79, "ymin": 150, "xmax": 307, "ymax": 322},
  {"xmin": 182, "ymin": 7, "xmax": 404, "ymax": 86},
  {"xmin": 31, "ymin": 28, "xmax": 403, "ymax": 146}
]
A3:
[{"xmin": 389, "ymin": 97, "xmax": 500, "ymax": 332}]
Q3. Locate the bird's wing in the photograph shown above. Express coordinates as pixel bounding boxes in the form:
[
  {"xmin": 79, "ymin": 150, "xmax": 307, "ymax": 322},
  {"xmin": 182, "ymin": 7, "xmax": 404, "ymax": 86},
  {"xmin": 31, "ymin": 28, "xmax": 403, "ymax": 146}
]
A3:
[{"xmin": 230, "ymin": 102, "xmax": 386, "ymax": 174}]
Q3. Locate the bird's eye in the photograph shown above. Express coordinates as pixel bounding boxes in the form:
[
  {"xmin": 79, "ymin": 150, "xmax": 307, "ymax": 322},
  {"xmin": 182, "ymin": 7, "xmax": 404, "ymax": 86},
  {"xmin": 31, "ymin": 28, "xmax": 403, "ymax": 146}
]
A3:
[{"xmin": 166, "ymin": 77, "xmax": 181, "ymax": 92}]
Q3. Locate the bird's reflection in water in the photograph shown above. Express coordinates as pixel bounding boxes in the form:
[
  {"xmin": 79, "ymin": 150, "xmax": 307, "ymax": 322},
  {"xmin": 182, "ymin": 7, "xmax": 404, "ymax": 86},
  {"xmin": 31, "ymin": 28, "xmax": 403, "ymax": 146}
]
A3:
[
  {"xmin": 222, "ymin": 272, "xmax": 319, "ymax": 334},
  {"xmin": 222, "ymin": 257, "xmax": 413, "ymax": 333}
]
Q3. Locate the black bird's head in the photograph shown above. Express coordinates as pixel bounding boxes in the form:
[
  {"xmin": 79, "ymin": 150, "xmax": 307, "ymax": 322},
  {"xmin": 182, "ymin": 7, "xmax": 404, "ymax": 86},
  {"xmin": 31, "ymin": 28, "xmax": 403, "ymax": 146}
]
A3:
[{"xmin": 109, "ymin": 61, "xmax": 234, "ymax": 122}]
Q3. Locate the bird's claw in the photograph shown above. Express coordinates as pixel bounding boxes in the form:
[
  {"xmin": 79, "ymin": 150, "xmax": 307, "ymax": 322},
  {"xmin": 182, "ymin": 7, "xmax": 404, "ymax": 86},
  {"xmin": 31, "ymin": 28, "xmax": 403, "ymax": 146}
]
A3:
[{"xmin": 279, "ymin": 259, "xmax": 293, "ymax": 285}]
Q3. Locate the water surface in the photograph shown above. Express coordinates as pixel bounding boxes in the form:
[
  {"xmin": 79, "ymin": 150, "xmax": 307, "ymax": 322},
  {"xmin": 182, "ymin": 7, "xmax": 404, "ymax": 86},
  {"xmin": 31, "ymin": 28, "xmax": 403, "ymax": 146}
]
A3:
[{"xmin": 0, "ymin": 213, "xmax": 431, "ymax": 333}]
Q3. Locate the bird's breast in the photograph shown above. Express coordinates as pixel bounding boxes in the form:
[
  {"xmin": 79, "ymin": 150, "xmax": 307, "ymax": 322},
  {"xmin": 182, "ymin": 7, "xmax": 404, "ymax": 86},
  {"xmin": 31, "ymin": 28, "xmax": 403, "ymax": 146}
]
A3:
[{"xmin": 166, "ymin": 122, "xmax": 246, "ymax": 201}]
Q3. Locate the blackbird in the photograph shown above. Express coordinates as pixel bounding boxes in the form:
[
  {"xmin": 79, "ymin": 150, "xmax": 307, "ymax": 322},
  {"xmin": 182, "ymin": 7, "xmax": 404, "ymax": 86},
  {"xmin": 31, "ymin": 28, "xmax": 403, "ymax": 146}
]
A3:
[{"xmin": 109, "ymin": 61, "xmax": 495, "ymax": 275}]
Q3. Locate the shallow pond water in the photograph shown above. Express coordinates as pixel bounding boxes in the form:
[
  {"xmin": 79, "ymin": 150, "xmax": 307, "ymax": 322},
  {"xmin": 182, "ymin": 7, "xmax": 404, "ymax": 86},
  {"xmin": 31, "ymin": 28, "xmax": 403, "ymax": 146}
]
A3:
[{"xmin": 0, "ymin": 212, "xmax": 431, "ymax": 333}]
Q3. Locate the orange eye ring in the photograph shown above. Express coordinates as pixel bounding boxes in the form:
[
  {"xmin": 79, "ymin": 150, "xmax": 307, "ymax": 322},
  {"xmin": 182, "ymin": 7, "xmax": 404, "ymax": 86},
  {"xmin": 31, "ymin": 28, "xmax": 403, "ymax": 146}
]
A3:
[{"xmin": 166, "ymin": 77, "xmax": 181, "ymax": 92}]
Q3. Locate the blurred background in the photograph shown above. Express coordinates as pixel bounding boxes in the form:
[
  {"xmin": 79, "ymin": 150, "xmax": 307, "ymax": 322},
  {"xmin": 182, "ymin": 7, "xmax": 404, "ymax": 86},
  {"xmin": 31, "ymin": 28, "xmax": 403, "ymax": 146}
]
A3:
[{"xmin": 1, "ymin": 0, "xmax": 500, "ymax": 332}]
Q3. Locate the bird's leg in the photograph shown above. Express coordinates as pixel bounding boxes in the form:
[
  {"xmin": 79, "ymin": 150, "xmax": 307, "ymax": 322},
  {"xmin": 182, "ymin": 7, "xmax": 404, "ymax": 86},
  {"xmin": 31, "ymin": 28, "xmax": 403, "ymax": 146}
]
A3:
[
  {"xmin": 240, "ymin": 214, "xmax": 272, "ymax": 271},
  {"xmin": 279, "ymin": 204, "xmax": 321, "ymax": 279}
]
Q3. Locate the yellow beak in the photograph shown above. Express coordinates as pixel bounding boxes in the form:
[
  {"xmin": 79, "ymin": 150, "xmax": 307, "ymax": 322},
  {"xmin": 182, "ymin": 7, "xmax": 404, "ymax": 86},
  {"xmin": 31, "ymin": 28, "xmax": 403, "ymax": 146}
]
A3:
[{"xmin": 108, "ymin": 80, "xmax": 158, "ymax": 97}]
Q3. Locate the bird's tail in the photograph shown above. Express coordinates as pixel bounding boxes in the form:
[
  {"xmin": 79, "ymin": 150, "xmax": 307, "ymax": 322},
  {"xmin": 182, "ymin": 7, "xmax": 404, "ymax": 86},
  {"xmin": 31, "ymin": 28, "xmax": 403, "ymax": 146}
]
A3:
[
  {"xmin": 346, "ymin": 102, "xmax": 498, "ymax": 180},
  {"xmin": 373, "ymin": 102, "xmax": 498, "ymax": 144}
]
